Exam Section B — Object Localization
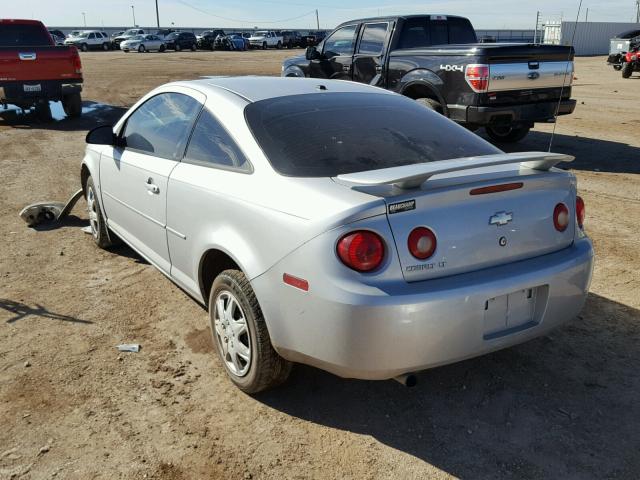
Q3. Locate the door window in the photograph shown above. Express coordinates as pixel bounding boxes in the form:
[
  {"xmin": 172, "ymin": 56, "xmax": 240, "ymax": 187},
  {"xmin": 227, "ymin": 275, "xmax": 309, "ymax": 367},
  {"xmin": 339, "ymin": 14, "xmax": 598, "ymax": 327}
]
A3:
[
  {"xmin": 358, "ymin": 23, "xmax": 389, "ymax": 55},
  {"xmin": 322, "ymin": 25, "xmax": 357, "ymax": 57},
  {"xmin": 184, "ymin": 109, "xmax": 250, "ymax": 171},
  {"xmin": 88, "ymin": 33, "xmax": 96, "ymax": 39},
  {"xmin": 122, "ymin": 93, "xmax": 202, "ymax": 160}
]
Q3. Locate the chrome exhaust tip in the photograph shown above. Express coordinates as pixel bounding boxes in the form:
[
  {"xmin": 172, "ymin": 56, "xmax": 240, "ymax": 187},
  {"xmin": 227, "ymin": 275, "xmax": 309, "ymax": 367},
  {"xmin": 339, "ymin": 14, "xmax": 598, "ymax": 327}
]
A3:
[{"xmin": 393, "ymin": 373, "xmax": 417, "ymax": 387}]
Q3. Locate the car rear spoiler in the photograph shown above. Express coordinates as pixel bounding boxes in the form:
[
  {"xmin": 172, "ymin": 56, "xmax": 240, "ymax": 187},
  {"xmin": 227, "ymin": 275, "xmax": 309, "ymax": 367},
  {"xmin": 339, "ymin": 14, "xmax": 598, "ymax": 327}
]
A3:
[{"xmin": 335, "ymin": 151, "xmax": 574, "ymax": 189}]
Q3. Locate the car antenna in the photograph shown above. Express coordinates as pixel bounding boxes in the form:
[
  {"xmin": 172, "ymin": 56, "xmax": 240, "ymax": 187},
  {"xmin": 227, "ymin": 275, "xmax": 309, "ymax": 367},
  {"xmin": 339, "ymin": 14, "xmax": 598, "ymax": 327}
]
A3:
[{"xmin": 549, "ymin": 0, "xmax": 583, "ymax": 152}]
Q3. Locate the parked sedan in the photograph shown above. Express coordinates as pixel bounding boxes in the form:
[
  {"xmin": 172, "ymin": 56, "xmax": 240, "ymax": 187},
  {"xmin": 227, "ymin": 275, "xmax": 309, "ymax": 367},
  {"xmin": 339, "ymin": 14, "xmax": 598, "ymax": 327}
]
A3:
[
  {"xmin": 120, "ymin": 34, "xmax": 165, "ymax": 52},
  {"xmin": 81, "ymin": 77, "xmax": 593, "ymax": 393},
  {"xmin": 164, "ymin": 31, "xmax": 197, "ymax": 51}
]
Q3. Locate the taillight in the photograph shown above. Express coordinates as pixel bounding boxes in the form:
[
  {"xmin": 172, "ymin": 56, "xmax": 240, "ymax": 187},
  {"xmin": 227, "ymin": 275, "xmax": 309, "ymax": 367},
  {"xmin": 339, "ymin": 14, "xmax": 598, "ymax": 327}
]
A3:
[
  {"xmin": 553, "ymin": 203, "xmax": 569, "ymax": 232},
  {"xmin": 408, "ymin": 227, "xmax": 437, "ymax": 260},
  {"xmin": 465, "ymin": 64, "xmax": 489, "ymax": 93},
  {"xmin": 576, "ymin": 196, "xmax": 585, "ymax": 229},
  {"xmin": 73, "ymin": 50, "xmax": 82, "ymax": 74},
  {"xmin": 336, "ymin": 231, "xmax": 385, "ymax": 272}
]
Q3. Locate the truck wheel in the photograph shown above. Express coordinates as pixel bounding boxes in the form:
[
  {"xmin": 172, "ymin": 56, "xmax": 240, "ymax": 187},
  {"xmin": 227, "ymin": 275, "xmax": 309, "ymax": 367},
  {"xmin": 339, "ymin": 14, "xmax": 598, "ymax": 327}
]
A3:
[
  {"xmin": 138, "ymin": 44, "xmax": 145, "ymax": 53},
  {"xmin": 209, "ymin": 270, "xmax": 292, "ymax": 394},
  {"xmin": 485, "ymin": 125, "xmax": 531, "ymax": 143},
  {"xmin": 415, "ymin": 97, "xmax": 444, "ymax": 115},
  {"xmin": 276, "ymin": 41, "xmax": 282, "ymax": 49},
  {"xmin": 175, "ymin": 43, "xmax": 182, "ymax": 51},
  {"xmin": 62, "ymin": 92, "xmax": 82, "ymax": 118},
  {"xmin": 613, "ymin": 64, "xmax": 622, "ymax": 71},
  {"xmin": 85, "ymin": 176, "xmax": 113, "ymax": 249},
  {"xmin": 34, "ymin": 102, "xmax": 52, "ymax": 122},
  {"xmin": 81, "ymin": 43, "xmax": 88, "ymax": 52},
  {"xmin": 191, "ymin": 43, "xmax": 197, "ymax": 51},
  {"xmin": 262, "ymin": 42, "xmax": 267, "ymax": 50},
  {"xmin": 102, "ymin": 42, "xmax": 110, "ymax": 51},
  {"xmin": 622, "ymin": 62, "xmax": 633, "ymax": 78}
]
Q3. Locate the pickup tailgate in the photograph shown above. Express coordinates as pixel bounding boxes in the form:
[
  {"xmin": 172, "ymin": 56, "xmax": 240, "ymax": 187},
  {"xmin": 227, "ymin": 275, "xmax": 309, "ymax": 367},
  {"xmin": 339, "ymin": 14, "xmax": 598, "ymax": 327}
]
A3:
[{"xmin": 0, "ymin": 46, "xmax": 81, "ymax": 82}]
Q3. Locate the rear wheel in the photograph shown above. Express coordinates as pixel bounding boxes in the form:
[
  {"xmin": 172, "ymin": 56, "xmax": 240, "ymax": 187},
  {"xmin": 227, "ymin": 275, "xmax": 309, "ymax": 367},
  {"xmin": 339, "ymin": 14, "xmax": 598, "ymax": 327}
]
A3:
[
  {"xmin": 485, "ymin": 125, "xmax": 531, "ymax": 143},
  {"xmin": 138, "ymin": 44, "xmax": 145, "ymax": 53},
  {"xmin": 86, "ymin": 176, "xmax": 113, "ymax": 249},
  {"xmin": 159, "ymin": 44, "xmax": 166, "ymax": 52},
  {"xmin": 262, "ymin": 41, "xmax": 267, "ymax": 50},
  {"xmin": 191, "ymin": 43, "xmax": 197, "ymax": 51},
  {"xmin": 62, "ymin": 92, "xmax": 82, "ymax": 118},
  {"xmin": 622, "ymin": 62, "xmax": 633, "ymax": 78},
  {"xmin": 209, "ymin": 270, "xmax": 292, "ymax": 394},
  {"xmin": 34, "ymin": 102, "xmax": 52, "ymax": 122},
  {"xmin": 276, "ymin": 41, "xmax": 282, "ymax": 49},
  {"xmin": 102, "ymin": 42, "xmax": 110, "ymax": 51},
  {"xmin": 81, "ymin": 43, "xmax": 88, "ymax": 52},
  {"xmin": 415, "ymin": 97, "xmax": 444, "ymax": 114},
  {"xmin": 175, "ymin": 43, "xmax": 182, "ymax": 51}
]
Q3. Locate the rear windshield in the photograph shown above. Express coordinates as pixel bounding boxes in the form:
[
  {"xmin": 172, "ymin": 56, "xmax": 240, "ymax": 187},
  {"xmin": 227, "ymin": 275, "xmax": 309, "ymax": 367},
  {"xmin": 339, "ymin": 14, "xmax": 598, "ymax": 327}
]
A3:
[
  {"xmin": 0, "ymin": 24, "xmax": 52, "ymax": 47},
  {"xmin": 398, "ymin": 17, "xmax": 477, "ymax": 49},
  {"xmin": 245, "ymin": 93, "xmax": 500, "ymax": 177}
]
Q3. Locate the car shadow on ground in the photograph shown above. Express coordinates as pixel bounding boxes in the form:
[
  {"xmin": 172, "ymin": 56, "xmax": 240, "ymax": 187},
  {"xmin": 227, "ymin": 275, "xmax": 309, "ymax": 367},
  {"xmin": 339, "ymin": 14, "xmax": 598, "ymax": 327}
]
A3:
[
  {"xmin": 485, "ymin": 130, "xmax": 640, "ymax": 175},
  {"xmin": 258, "ymin": 293, "xmax": 640, "ymax": 478},
  {"xmin": 0, "ymin": 101, "xmax": 126, "ymax": 131}
]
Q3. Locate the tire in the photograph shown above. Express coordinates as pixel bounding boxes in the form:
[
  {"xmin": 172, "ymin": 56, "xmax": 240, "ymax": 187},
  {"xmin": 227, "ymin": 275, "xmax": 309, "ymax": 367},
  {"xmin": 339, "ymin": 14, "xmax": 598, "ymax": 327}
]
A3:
[
  {"xmin": 276, "ymin": 41, "xmax": 282, "ymax": 49},
  {"xmin": 138, "ymin": 44, "xmax": 145, "ymax": 53},
  {"xmin": 485, "ymin": 125, "xmax": 531, "ymax": 143},
  {"xmin": 622, "ymin": 62, "xmax": 633, "ymax": 78},
  {"xmin": 415, "ymin": 97, "xmax": 444, "ymax": 114},
  {"xmin": 159, "ymin": 44, "xmax": 165, "ymax": 52},
  {"xmin": 209, "ymin": 270, "xmax": 292, "ymax": 394},
  {"xmin": 191, "ymin": 43, "xmax": 197, "ymax": 51},
  {"xmin": 102, "ymin": 42, "xmax": 110, "ymax": 51},
  {"xmin": 613, "ymin": 64, "xmax": 622, "ymax": 71},
  {"xmin": 262, "ymin": 42, "xmax": 267, "ymax": 50},
  {"xmin": 85, "ymin": 176, "xmax": 113, "ymax": 249},
  {"xmin": 62, "ymin": 92, "xmax": 82, "ymax": 118},
  {"xmin": 34, "ymin": 102, "xmax": 52, "ymax": 122},
  {"xmin": 81, "ymin": 43, "xmax": 88, "ymax": 52},
  {"xmin": 175, "ymin": 43, "xmax": 182, "ymax": 52}
]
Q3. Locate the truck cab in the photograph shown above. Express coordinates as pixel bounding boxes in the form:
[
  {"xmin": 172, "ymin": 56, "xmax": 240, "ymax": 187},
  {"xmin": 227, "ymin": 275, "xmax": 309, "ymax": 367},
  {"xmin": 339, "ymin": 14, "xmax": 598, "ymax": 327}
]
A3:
[{"xmin": 283, "ymin": 15, "xmax": 576, "ymax": 143}]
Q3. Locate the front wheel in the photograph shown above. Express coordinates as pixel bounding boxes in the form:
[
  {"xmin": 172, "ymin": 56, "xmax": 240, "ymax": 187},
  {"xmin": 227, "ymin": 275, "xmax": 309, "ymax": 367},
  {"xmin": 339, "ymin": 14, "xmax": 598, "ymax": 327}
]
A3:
[
  {"xmin": 175, "ymin": 43, "xmax": 182, "ymax": 51},
  {"xmin": 485, "ymin": 125, "xmax": 531, "ymax": 143},
  {"xmin": 262, "ymin": 42, "xmax": 267, "ymax": 50},
  {"xmin": 276, "ymin": 41, "xmax": 282, "ymax": 49},
  {"xmin": 62, "ymin": 92, "xmax": 82, "ymax": 118},
  {"xmin": 81, "ymin": 43, "xmax": 88, "ymax": 52},
  {"xmin": 138, "ymin": 44, "xmax": 145, "ymax": 53},
  {"xmin": 159, "ymin": 44, "xmax": 165, "ymax": 52},
  {"xmin": 209, "ymin": 270, "xmax": 292, "ymax": 394},
  {"xmin": 85, "ymin": 176, "xmax": 113, "ymax": 249},
  {"xmin": 102, "ymin": 42, "xmax": 110, "ymax": 51},
  {"xmin": 191, "ymin": 43, "xmax": 197, "ymax": 51},
  {"xmin": 613, "ymin": 64, "xmax": 623, "ymax": 71},
  {"xmin": 622, "ymin": 62, "xmax": 634, "ymax": 78}
]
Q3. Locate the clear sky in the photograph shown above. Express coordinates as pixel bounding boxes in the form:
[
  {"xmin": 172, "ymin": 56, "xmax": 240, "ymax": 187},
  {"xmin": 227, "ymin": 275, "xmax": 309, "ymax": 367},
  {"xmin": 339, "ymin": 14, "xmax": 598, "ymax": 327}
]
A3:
[{"xmin": 5, "ymin": 0, "xmax": 639, "ymax": 30}]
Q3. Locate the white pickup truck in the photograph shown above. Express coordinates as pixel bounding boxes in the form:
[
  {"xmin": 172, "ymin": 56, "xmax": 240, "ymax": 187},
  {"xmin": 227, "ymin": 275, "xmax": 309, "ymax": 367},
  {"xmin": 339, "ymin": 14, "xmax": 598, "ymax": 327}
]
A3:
[{"xmin": 248, "ymin": 31, "xmax": 283, "ymax": 49}]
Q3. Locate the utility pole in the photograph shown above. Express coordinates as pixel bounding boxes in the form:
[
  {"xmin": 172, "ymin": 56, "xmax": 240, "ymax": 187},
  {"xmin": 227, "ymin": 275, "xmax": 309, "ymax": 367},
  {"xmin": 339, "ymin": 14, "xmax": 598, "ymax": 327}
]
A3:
[
  {"xmin": 155, "ymin": 0, "xmax": 160, "ymax": 28},
  {"xmin": 585, "ymin": 8, "xmax": 589, "ymax": 22},
  {"xmin": 131, "ymin": 5, "xmax": 136, "ymax": 27},
  {"xmin": 82, "ymin": 12, "xmax": 86, "ymax": 27},
  {"xmin": 533, "ymin": 11, "xmax": 540, "ymax": 43},
  {"xmin": 636, "ymin": 0, "xmax": 640, "ymax": 23},
  {"xmin": 315, "ymin": 9, "xmax": 319, "ymax": 30}
]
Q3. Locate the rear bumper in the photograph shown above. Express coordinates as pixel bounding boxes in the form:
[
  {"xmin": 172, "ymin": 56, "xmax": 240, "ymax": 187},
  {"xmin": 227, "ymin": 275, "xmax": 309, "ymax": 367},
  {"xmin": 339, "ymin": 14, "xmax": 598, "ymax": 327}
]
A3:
[
  {"xmin": 253, "ymin": 238, "xmax": 594, "ymax": 380},
  {"xmin": 0, "ymin": 80, "xmax": 82, "ymax": 106},
  {"xmin": 449, "ymin": 99, "xmax": 577, "ymax": 126}
]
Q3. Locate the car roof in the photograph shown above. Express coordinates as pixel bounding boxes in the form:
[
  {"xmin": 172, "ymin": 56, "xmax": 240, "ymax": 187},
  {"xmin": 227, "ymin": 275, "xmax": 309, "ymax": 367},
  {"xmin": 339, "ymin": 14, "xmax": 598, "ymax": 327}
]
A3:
[
  {"xmin": 337, "ymin": 14, "xmax": 467, "ymax": 26},
  {"xmin": 176, "ymin": 76, "xmax": 395, "ymax": 103}
]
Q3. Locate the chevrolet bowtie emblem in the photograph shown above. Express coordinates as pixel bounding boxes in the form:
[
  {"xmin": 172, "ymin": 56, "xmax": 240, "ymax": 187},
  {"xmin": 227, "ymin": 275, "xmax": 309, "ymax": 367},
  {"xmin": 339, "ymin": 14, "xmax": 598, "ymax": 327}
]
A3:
[{"xmin": 489, "ymin": 211, "xmax": 513, "ymax": 226}]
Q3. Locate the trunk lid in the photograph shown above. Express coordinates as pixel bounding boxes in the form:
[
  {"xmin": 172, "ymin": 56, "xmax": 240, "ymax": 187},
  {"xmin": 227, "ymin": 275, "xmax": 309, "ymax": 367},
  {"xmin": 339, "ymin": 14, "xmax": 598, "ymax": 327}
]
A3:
[{"xmin": 0, "ymin": 46, "xmax": 81, "ymax": 82}]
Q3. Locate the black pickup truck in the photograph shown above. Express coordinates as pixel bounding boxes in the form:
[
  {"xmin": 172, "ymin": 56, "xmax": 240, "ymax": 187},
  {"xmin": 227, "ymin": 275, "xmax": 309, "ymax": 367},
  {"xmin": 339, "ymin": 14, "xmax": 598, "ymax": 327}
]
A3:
[{"xmin": 282, "ymin": 15, "xmax": 576, "ymax": 143}]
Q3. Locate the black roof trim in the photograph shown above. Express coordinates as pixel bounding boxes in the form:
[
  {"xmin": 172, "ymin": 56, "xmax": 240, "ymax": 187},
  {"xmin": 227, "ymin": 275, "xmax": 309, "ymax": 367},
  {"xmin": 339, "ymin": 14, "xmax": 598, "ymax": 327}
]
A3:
[{"xmin": 336, "ymin": 14, "xmax": 467, "ymax": 28}]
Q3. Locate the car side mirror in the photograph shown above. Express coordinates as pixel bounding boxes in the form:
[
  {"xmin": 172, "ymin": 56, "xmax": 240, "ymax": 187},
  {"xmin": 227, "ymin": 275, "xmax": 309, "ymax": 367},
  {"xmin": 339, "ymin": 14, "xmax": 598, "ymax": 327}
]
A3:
[
  {"xmin": 306, "ymin": 46, "xmax": 321, "ymax": 60},
  {"xmin": 86, "ymin": 125, "xmax": 116, "ymax": 145}
]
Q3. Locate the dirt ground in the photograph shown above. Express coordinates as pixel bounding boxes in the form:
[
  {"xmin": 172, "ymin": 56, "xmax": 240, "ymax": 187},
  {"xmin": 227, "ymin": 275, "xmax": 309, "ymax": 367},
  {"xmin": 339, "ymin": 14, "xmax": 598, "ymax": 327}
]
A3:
[{"xmin": 1, "ymin": 51, "xmax": 639, "ymax": 480}]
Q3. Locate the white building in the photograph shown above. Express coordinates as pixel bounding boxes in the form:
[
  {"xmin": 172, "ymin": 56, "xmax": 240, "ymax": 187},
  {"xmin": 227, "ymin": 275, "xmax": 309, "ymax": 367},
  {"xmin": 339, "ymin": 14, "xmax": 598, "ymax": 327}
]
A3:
[{"xmin": 543, "ymin": 21, "xmax": 640, "ymax": 55}]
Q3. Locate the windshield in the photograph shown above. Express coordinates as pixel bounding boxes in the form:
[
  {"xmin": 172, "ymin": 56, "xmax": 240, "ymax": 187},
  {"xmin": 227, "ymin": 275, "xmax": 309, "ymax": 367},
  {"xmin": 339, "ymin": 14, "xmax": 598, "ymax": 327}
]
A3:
[
  {"xmin": 245, "ymin": 93, "xmax": 500, "ymax": 177},
  {"xmin": 123, "ymin": 29, "xmax": 138, "ymax": 36},
  {"xmin": 129, "ymin": 35, "xmax": 144, "ymax": 41},
  {"xmin": 167, "ymin": 32, "xmax": 179, "ymax": 39}
]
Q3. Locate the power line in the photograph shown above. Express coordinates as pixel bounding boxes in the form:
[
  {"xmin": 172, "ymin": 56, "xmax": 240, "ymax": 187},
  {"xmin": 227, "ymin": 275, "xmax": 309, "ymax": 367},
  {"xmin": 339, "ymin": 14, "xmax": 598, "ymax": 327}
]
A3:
[{"xmin": 175, "ymin": 0, "xmax": 316, "ymax": 24}]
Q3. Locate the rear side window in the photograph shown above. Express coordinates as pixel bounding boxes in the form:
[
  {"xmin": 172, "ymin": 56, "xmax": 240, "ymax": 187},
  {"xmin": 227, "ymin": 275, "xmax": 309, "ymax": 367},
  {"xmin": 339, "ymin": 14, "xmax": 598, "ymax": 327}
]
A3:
[
  {"xmin": 323, "ymin": 25, "xmax": 358, "ymax": 57},
  {"xmin": 358, "ymin": 23, "xmax": 389, "ymax": 55},
  {"xmin": 0, "ymin": 24, "xmax": 52, "ymax": 46},
  {"xmin": 184, "ymin": 109, "xmax": 250, "ymax": 171},
  {"xmin": 122, "ymin": 93, "xmax": 202, "ymax": 160},
  {"xmin": 245, "ymin": 93, "xmax": 499, "ymax": 177}
]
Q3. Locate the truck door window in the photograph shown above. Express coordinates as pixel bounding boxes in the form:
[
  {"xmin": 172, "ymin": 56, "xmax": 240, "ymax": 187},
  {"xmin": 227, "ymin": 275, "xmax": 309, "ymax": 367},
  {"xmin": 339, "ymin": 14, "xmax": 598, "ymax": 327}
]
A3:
[
  {"xmin": 323, "ymin": 25, "xmax": 357, "ymax": 57},
  {"xmin": 358, "ymin": 23, "xmax": 388, "ymax": 55}
]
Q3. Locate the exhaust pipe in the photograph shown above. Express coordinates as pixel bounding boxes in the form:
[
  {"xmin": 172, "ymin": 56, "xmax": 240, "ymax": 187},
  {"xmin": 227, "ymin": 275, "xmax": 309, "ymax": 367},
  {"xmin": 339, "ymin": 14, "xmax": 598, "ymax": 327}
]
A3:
[{"xmin": 393, "ymin": 373, "xmax": 417, "ymax": 387}]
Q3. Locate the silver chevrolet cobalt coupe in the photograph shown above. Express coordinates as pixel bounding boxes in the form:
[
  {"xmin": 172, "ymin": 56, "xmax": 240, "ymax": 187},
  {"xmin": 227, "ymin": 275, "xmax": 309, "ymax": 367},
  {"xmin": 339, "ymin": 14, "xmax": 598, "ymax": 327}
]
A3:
[{"xmin": 82, "ymin": 77, "xmax": 594, "ymax": 392}]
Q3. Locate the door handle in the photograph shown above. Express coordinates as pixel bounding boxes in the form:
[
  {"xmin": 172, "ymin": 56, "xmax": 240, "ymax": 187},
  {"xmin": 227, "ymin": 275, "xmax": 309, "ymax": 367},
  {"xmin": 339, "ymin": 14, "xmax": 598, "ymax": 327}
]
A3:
[
  {"xmin": 375, "ymin": 64, "xmax": 383, "ymax": 73},
  {"xmin": 145, "ymin": 177, "xmax": 159, "ymax": 194},
  {"xmin": 342, "ymin": 65, "xmax": 351, "ymax": 72},
  {"xmin": 19, "ymin": 52, "xmax": 37, "ymax": 61}
]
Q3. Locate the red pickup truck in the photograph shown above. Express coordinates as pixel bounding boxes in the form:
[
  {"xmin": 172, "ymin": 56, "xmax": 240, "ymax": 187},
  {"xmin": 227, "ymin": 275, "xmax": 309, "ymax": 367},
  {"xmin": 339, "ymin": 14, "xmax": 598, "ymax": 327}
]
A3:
[{"xmin": 0, "ymin": 19, "xmax": 83, "ymax": 118}]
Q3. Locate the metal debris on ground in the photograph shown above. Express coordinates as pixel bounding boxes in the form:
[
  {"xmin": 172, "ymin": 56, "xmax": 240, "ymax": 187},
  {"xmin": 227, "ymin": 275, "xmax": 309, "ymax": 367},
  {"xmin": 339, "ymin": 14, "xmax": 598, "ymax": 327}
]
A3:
[
  {"xmin": 19, "ymin": 189, "xmax": 83, "ymax": 227},
  {"xmin": 116, "ymin": 344, "xmax": 141, "ymax": 353}
]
